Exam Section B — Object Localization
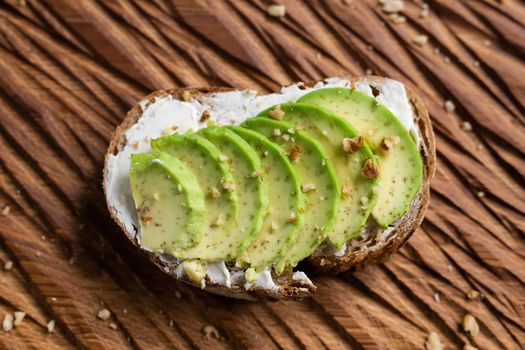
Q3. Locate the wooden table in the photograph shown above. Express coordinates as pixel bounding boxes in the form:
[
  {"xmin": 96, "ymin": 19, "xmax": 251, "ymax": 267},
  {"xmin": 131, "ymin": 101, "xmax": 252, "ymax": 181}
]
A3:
[{"xmin": 0, "ymin": 1, "xmax": 523, "ymax": 349}]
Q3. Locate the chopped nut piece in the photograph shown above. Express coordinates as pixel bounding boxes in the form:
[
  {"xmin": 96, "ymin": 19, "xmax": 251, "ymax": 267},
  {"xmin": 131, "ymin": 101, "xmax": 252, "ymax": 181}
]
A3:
[
  {"xmin": 1, "ymin": 205, "xmax": 10, "ymax": 216},
  {"xmin": 282, "ymin": 134, "xmax": 290, "ymax": 141},
  {"xmin": 272, "ymin": 128, "xmax": 282, "ymax": 136},
  {"xmin": 342, "ymin": 184, "xmax": 352, "ymax": 197},
  {"xmin": 365, "ymin": 69, "xmax": 373, "ymax": 75},
  {"xmin": 380, "ymin": 138, "xmax": 394, "ymax": 151},
  {"xmin": 181, "ymin": 90, "xmax": 191, "ymax": 102},
  {"xmin": 342, "ymin": 136, "xmax": 364, "ymax": 153},
  {"xmin": 249, "ymin": 169, "xmax": 263, "ymax": 178},
  {"xmin": 444, "ymin": 100, "xmax": 455, "ymax": 113},
  {"xmin": 367, "ymin": 129, "xmax": 375, "ymax": 136},
  {"xmin": 4, "ymin": 261, "xmax": 13, "ymax": 271},
  {"xmin": 223, "ymin": 181, "xmax": 236, "ymax": 192},
  {"xmin": 97, "ymin": 308, "xmax": 111, "ymax": 320},
  {"xmin": 47, "ymin": 320, "xmax": 55, "ymax": 333},
  {"xmin": 412, "ymin": 35, "xmax": 429, "ymax": 47},
  {"xmin": 211, "ymin": 215, "xmax": 224, "ymax": 227},
  {"xmin": 286, "ymin": 213, "xmax": 297, "ymax": 224},
  {"xmin": 199, "ymin": 110, "xmax": 211, "ymax": 123},
  {"xmin": 463, "ymin": 344, "xmax": 478, "ymax": 350},
  {"xmin": 360, "ymin": 196, "xmax": 369, "ymax": 205},
  {"xmin": 361, "ymin": 159, "xmax": 379, "ymax": 179},
  {"xmin": 270, "ymin": 221, "xmax": 278, "ymax": 232},
  {"xmin": 131, "ymin": 140, "xmax": 140, "ymax": 150},
  {"xmin": 476, "ymin": 192, "xmax": 485, "ymax": 199},
  {"xmin": 269, "ymin": 105, "xmax": 285, "ymax": 119},
  {"xmin": 462, "ymin": 314, "xmax": 479, "ymax": 337},
  {"xmin": 443, "ymin": 56, "xmax": 451, "ymax": 64},
  {"xmin": 288, "ymin": 145, "xmax": 302, "ymax": 162},
  {"xmin": 388, "ymin": 13, "xmax": 406, "ymax": 24},
  {"xmin": 461, "ymin": 121, "xmax": 472, "ymax": 131},
  {"xmin": 425, "ymin": 332, "xmax": 443, "ymax": 350},
  {"xmin": 177, "ymin": 184, "xmax": 183, "ymax": 192},
  {"xmin": 13, "ymin": 311, "xmax": 25, "ymax": 327},
  {"xmin": 2, "ymin": 314, "xmax": 13, "ymax": 332},
  {"xmin": 372, "ymin": 185, "xmax": 381, "ymax": 194},
  {"xmin": 392, "ymin": 135, "xmax": 400, "ymax": 144},
  {"xmin": 473, "ymin": 60, "xmax": 480, "ymax": 67},
  {"xmin": 287, "ymin": 128, "xmax": 295, "ymax": 134},
  {"xmin": 202, "ymin": 324, "xmax": 220, "ymax": 340},
  {"xmin": 382, "ymin": 0, "xmax": 404, "ymax": 13},
  {"xmin": 420, "ymin": 9, "xmax": 429, "ymax": 18},
  {"xmin": 433, "ymin": 292, "xmax": 440, "ymax": 302},
  {"xmin": 109, "ymin": 323, "xmax": 118, "ymax": 330},
  {"xmin": 301, "ymin": 183, "xmax": 316, "ymax": 193},
  {"xmin": 467, "ymin": 289, "xmax": 481, "ymax": 299},
  {"xmin": 218, "ymin": 154, "xmax": 228, "ymax": 162}
]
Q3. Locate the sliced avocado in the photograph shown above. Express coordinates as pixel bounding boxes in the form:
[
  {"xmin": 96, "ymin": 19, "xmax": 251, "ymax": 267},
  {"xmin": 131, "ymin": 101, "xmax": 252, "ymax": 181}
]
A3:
[
  {"xmin": 151, "ymin": 133, "xmax": 239, "ymax": 261},
  {"xmin": 227, "ymin": 126, "xmax": 305, "ymax": 272},
  {"xmin": 242, "ymin": 117, "xmax": 339, "ymax": 273},
  {"xmin": 298, "ymin": 88, "xmax": 422, "ymax": 227},
  {"xmin": 129, "ymin": 151, "xmax": 206, "ymax": 255},
  {"xmin": 258, "ymin": 103, "xmax": 379, "ymax": 248},
  {"xmin": 198, "ymin": 126, "xmax": 269, "ymax": 256}
]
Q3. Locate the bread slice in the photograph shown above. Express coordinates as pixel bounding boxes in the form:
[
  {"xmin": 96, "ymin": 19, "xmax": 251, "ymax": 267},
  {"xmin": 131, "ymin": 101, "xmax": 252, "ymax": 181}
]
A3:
[{"xmin": 103, "ymin": 77, "xmax": 435, "ymax": 300}]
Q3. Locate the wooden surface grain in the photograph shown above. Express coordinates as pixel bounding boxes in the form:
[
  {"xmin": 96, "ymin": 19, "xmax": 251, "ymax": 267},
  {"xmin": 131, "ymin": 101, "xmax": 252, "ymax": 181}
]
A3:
[{"xmin": 0, "ymin": 0, "xmax": 523, "ymax": 349}]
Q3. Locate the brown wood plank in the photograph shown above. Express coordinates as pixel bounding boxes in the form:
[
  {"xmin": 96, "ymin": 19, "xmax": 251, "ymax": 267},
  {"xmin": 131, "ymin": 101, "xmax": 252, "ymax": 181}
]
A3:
[{"xmin": 0, "ymin": 0, "xmax": 523, "ymax": 348}]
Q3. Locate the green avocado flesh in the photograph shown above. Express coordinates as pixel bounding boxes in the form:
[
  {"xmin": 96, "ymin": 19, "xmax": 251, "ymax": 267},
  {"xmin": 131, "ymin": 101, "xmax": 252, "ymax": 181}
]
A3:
[
  {"xmin": 241, "ymin": 117, "xmax": 339, "ymax": 273},
  {"xmin": 151, "ymin": 133, "xmax": 239, "ymax": 261},
  {"xmin": 298, "ymin": 88, "xmax": 423, "ymax": 227},
  {"xmin": 227, "ymin": 126, "xmax": 305, "ymax": 272},
  {"xmin": 258, "ymin": 103, "xmax": 379, "ymax": 249},
  {"xmin": 197, "ymin": 126, "xmax": 269, "ymax": 261},
  {"xmin": 129, "ymin": 152, "xmax": 206, "ymax": 255}
]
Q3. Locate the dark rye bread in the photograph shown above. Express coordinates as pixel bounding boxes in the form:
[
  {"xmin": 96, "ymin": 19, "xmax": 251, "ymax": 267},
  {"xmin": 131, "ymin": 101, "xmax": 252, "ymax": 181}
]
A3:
[{"xmin": 103, "ymin": 77, "xmax": 435, "ymax": 300}]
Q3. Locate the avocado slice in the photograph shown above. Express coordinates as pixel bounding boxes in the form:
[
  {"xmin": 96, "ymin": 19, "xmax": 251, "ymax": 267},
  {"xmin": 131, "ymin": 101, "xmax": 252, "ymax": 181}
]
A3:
[
  {"xmin": 298, "ymin": 88, "xmax": 422, "ymax": 227},
  {"xmin": 258, "ymin": 103, "xmax": 379, "ymax": 248},
  {"xmin": 198, "ymin": 126, "xmax": 269, "ymax": 256},
  {"xmin": 129, "ymin": 151, "xmax": 206, "ymax": 255},
  {"xmin": 241, "ymin": 117, "xmax": 339, "ymax": 273},
  {"xmin": 151, "ymin": 133, "xmax": 239, "ymax": 261},
  {"xmin": 227, "ymin": 126, "xmax": 305, "ymax": 272}
]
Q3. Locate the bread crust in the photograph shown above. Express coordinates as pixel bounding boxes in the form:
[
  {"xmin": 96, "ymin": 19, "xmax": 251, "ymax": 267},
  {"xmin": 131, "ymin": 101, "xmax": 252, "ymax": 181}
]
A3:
[{"xmin": 103, "ymin": 77, "xmax": 435, "ymax": 300}]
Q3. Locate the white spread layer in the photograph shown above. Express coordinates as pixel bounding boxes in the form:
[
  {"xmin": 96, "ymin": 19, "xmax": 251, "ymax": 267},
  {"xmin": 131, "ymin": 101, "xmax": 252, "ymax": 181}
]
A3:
[{"xmin": 105, "ymin": 77, "xmax": 418, "ymax": 290}]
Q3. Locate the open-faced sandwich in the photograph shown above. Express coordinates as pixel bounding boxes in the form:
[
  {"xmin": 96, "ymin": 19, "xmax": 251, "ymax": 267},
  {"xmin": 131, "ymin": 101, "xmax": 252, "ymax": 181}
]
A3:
[{"xmin": 103, "ymin": 76, "xmax": 435, "ymax": 300}]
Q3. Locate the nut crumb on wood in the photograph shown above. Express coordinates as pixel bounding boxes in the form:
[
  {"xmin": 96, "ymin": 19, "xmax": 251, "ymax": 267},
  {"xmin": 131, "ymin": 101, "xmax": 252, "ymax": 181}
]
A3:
[
  {"xmin": 202, "ymin": 324, "xmax": 220, "ymax": 340},
  {"xmin": 4, "ymin": 260, "xmax": 13, "ymax": 271},
  {"xmin": 412, "ymin": 35, "xmax": 429, "ymax": 47},
  {"xmin": 109, "ymin": 322, "xmax": 117, "ymax": 330},
  {"xmin": 461, "ymin": 121, "xmax": 472, "ymax": 131},
  {"xmin": 1, "ymin": 205, "xmax": 10, "ymax": 216},
  {"xmin": 267, "ymin": 4, "xmax": 286, "ymax": 18},
  {"xmin": 2, "ymin": 314, "xmax": 13, "ymax": 332},
  {"xmin": 97, "ymin": 308, "xmax": 111, "ymax": 320},
  {"xmin": 462, "ymin": 314, "xmax": 479, "ymax": 337},
  {"xmin": 463, "ymin": 344, "xmax": 479, "ymax": 350},
  {"xmin": 425, "ymin": 331, "xmax": 443, "ymax": 350},
  {"xmin": 361, "ymin": 159, "xmax": 379, "ymax": 179},
  {"xmin": 381, "ymin": 0, "xmax": 404, "ymax": 13},
  {"xmin": 476, "ymin": 191, "xmax": 485, "ymax": 198},
  {"xmin": 47, "ymin": 319, "xmax": 55, "ymax": 333},
  {"xmin": 343, "ymin": 135, "xmax": 364, "ymax": 153},
  {"xmin": 444, "ymin": 100, "xmax": 455, "ymax": 113},
  {"xmin": 433, "ymin": 292, "xmax": 440, "ymax": 302},
  {"xmin": 13, "ymin": 311, "xmax": 26, "ymax": 327}
]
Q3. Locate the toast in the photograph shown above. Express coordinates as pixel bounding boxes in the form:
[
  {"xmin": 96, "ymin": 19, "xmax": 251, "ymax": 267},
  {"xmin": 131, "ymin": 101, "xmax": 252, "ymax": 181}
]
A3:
[{"xmin": 103, "ymin": 76, "xmax": 435, "ymax": 300}]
